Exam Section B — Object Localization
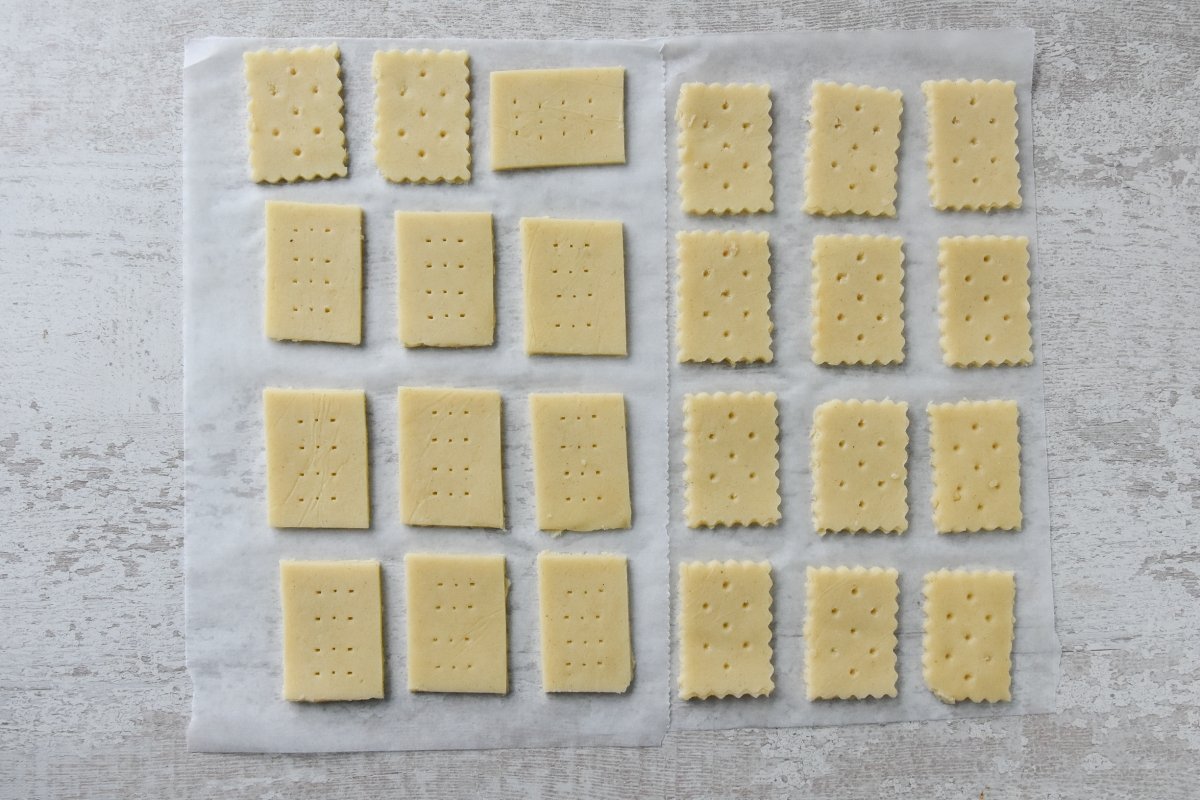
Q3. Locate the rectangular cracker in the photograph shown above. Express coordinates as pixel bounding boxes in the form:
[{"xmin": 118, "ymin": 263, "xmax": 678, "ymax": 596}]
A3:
[
  {"xmin": 265, "ymin": 201, "xmax": 362, "ymax": 345},
  {"xmin": 530, "ymin": 393, "xmax": 631, "ymax": 532},
  {"xmin": 405, "ymin": 553, "xmax": 508, "ymax": 694},
  {"xmin": 811, "ymin": 235, "xmax": 905, "ymax": 365},
  {"xmin": 804, "ymin": 566, "xmax": 899, "ymax": 700},
  {"xmin": 928, "ymin": 400, "xmax": 1022, "ymax": 533},
  {"xmin": 804, "ymin": 82, "xmax": 902, "ymax": 217},
  {"xmin": 811, "ymin": 400, "xmax": 909, "ymax": 534},
  {"xmin": 398, "ymin": 387, "xmax": 504, "ymax": 528},
  {"xmin": 923, "ymin": 79, "xmax": 1022, "ymax": 210},
  {"xmin": 676, "ymin": 83, "xmax": 774, "ymax": 215},
  {"xmin": 521, "ymin": 217, "xmax": 626, "ymax": 356},
  {"xmin": 396, "ymin": 211, "xmax": 495, "ymax": 347},
  {"xmin": 264, "ymin": 388, "xmax": 369, "ymax": 529},
  {"xmin": 490, "ymin": 67, "xmax": 625, "ymax": 170},
  {"xmin": 683, "ymin": 392, "xmax": 781, "ymax": 528},
  {"xmin": 922, "ymin": 569, "xmax": 1015, "ymax": 703},
  {"xmin": 372, "ymin": 49, "xmax": 471, "ymax": 183},
  {"xmin": 281, "ymin": 559, "xmax": 384, "ymax": 702},
  {"xmin": 244, "ymin": 45, "xmax": 347, "ymax": 183},
  {"xmin": 676, "ymin": 230, "xmax": 774, "ymax": 364},
  {"xmin": 678, "ymin": 560, "xmax": 774, "ymax": 699},
  {"xmin": 938, "ymin": 236, "xmax": 1033, "ymax": 366},
  {"xmin": 537, "ymin": 552, "xmax": 632, "ymax": 693}
]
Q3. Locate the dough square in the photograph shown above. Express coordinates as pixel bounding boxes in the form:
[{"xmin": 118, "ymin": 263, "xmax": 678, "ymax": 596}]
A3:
[
  {"xmin": 923, "ymin": 79, "xmax": 1021, "ymax": 211},
  {"xmin": 396, "ymin": 211, "xmax": 495, "ymax": 348},
  {"xmin": 405, "ymin": 553, "xmax": 508, "ymax": 694},
  {"xmin": 265, "ymin": 201, "xmax": 363, "ymax": 345},
  {"xmin": 928, "ymin": 400, "xmax": 1022, "ymax": 533},
  {"xmin": 922, "ymin": 569, "xmax": 1015, "ymax": 703},
  {"xmin": 804, "ymin": 566, "xmax": 899, "ymax": 700},
  {"xmin": 804, "ymin": 82, "xmax": 902, "ymax": 217},
  {"xmin": 938, "ymin": 236, "xmax": 1033, "ymax": 366},
  {"xmin": 280, "ymin": 559, "xmax": 384, "ymax": 702},
  {"xmin": 490, "ymin": 67, "xmax": 625, "ymax": 170},
  {"xmin": 683, "ymin": 392, "xmax": 781, "ymax": 528},
  {"xmin": 676, "ymin": 230, "xmax": 774, "ymax": 364},
  {"xmin": 811, "ymin": 400, "xmax": 909, "ymax": 534},
  {"xmin": 676, "ymin": 83, "xmax": 774, "ymax": 215},
  {"xmin": 537, "ymin": 552, "xmax": 632, "ymax": 693},
  {"xmin": 372, "ymin": 49, "xmax": 471, "ymax": 183},
  {"xmin": 521, "ymin": 217, "xmax": 626, "ymax": 356},
  {"xmin": 244, "ymin": 46, "xmax": 347, "ymax": 183},
  {"xmin": 264, "ymin": 388, "xmax": 369, "ymax": 529},
  {"xmin": 530, "ymin": 394, "xmax": 631, "ymax": 532},
  {"xmin": 398, "ymin": 387, "xmax": 504, "ymax": 528},
  {"xmin": 811, "ymin": 235, "xmax": 905, "ymax": 365},
  {"xmin": 678, "ymin": 560, "xmax": 774, "ymax": 699}
]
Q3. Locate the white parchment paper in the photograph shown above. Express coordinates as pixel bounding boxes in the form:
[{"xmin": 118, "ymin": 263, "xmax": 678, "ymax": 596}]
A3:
[
  {"xmin": 183, "ymin": 37, "xmax": 670, "ymax": 752},
  {"xmin": 663, "ymin": 30, "xmax": 1060, "ymax": 730}
]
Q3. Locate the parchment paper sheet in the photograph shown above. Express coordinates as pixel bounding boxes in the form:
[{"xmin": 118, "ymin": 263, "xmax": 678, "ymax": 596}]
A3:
[{"xmin": 663, "ymin": 30, "xmax": 1060, "ymax": 730}]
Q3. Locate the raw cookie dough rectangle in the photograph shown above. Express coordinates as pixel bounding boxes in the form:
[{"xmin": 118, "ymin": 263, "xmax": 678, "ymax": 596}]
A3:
[
  {"xmin": 810, "ymin": 234, "xmax": 905, "ymax": 365},
  {"xmin": 373, "ymin": 49, "xmax": 471, "ymax": 183},
  {"xmin": 922, "ymin": 569, "xmax": 1015, "ymax": 703},
  {"xmin": 938, "ymin": 235, "xmax": 1032, "ymax": 366},
  {"xmin": 676, "ymin": 82, "xmax": 774, "ymax": 215},
  {"xmin": 804, "ymin": 566, "xmax": 899, "ymax": 700},
  {"xmin": 490, "ymin": 67, "xmax": 626, "ymax": 170},
  {"xmin": 928, "ymin": 400, "xmax": 1022, "ymax": 533},
  {"xmin": 676, "ymin": 230, "xmax": 774, "ymax": 364},
  {"xmin": 923, "ymin": 79, "xmax": 1021, "ymax": 211}
]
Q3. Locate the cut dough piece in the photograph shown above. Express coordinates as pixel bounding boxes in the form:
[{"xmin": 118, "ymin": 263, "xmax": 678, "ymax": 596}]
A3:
[
  {"xmin": 264, "ymin": 388, "xmax": 369, "ymax": 529},
  {"xmin": 490, "ymin": 67, "xmax": 625, "ymax": 170},
  {"xmin": 398, "ymin": 387, "xmax": 504, "ymax": 528},
  {"xmin": 244, "ymin": 46, "xmax": 347, "ymax": 183},
  {"xmin": 938, "ymin": 236, "xmax": 1032, "ymax": 366},
  {"xmin": 928, "ymin": 400, "xmax": 1022, "ymax": 533},
  {"xmin": 683, "ymin": 392, "xmax": 781, "ymax": 528},
  {"xmin": 280, "ymin": 559, "xmax": 384, "ymax": 702},
  {"xmin": 521, "ymin": 217, "xmax": 626, "ymax": 356},
  {"xmin": 530, "ymin": 393, "xmax": 631, "ymax": 532},
  {"xmin": 804, "ymin": 566, "xmax": 899, "ymax": 700},
  {"xmin": 676, "ymin": 230, "xmax": 773, "ymax": 364},
  {"xmin": 265, "ymin": 201, "xmax": 362, "ymax": 345},
  {"xmin": 811, "ymin": 235, "xmax": 905, "ymax": 365},
  {"xmin": 676, "ymin": 82, "xmax": 774, "ymax": 215},
  {"xmin": 678, "ymin": 560, "xmax": 774, "ymax": 699},
  {"xmin": 811, "ymin": 400, "xmax": 909, "ymax": 534},
  {"xmin": 372, "ymin": 49, "xmax": 471, "ymax": 183},
  {"xmin": 396, "ymin": 211, "xmax": 495, "ymax": 348},
  {"xmin": 537, "ymin": 552, "xmax": 632, "ymax": 693},
  {"xmin": 804, "ymin": 81, "xmax": 902, "ymax": 217},
  {"xmin": 405, "ymin": 553, "xmax": 508, "ymax": 694},
  {"xmin": 922, "ymin": 569, "xmax": 1015, "ymax": 703},
  {"xmin": 923, "ymin": 79, "xmax": 1021, "ymax": 211}
]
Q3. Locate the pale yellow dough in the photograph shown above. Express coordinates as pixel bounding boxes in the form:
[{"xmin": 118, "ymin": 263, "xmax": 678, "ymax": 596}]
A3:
[
  {"xmin": 804, "ymin": 566, "xmax": 899, "ymax": 700},
  {"xmin": 373, "ymin": 49, "xmax": 471, "ymax": 183},
  {"xmin": 922, "ymin": 569, "xmax": 1015, "ymax": 703},
  {"xmin": 396, "ymin": 211, "xmax": 495, "ymax": 348},
  {"xmin": 676, "ymin": 83, "xmax": 774, "ymax": 215},
  {"xmin": 923, "ymin": 79, "xmax": 1021, "ymax": 210},
  {"xmin": 521, "ymin": 217, "xmax": 627, "ymax": 356},
  {"xmin": 683, "ymin": 392, "xmax": 781, "ymax": 528},
  {"xmin": 810, "ymin": 400, "xmax": 909, "ymax": 534},
  {"xmin": 804, "ymin": 82, "xmax": 902, "ymax": 217},
  {"xmin": 810, "ymin": 235, "xmax": 905, "ymax": 365},
  {"xmin": 405, "ymin": 553, "xmax": 508, "ymax": 694},
  {"xmin": 244, "ymin": 46, "xmax": 347, "ymax": 183},
  {"xmin": 530, "ymin": 393, "xmax": 631, "ymax": 532},
  {"xmin": 537, "ymin": 552, "xmax": 632, "ymax": 693},
  {"xmin": 265, "ymin": 201, "xmax": 362, "ymax": 345},
  {"xmin": 938, "ymin": 236, "xmax": 1032, "ymax": 366},
  {"xmin": 678, "ymin": 560, "xmax": 774, "ymax": 699},
  {"xmin": 263, "ymin": 388, "xmax": 369, "ymax": 529},
  {"xmin": 928, "ymin": 400, "xmax": 1022, "ymax": 533},
  {"xmin": 398, "ymin": 387, "xmax": 504, "ymax": 528},
  {"xmin": 490, "ymin": 67, "xmax": 625, "ymax": 170},
  {"xmin": 280, "ymin": 559, "xmax": 384, "ymax": 702},
  {"xmin": 676, "ymin": 230, "xmax": 773, "ymax": 364}
]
